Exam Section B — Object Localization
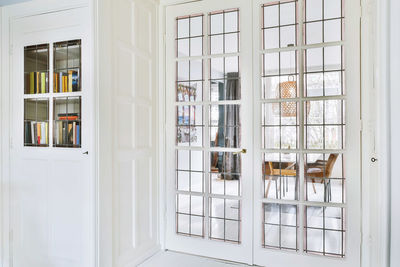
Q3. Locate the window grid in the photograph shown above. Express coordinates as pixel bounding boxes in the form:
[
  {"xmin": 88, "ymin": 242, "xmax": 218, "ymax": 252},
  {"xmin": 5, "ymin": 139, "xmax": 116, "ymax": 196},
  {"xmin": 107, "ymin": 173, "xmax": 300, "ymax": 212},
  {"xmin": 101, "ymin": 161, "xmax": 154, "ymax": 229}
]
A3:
[
  {"xmin": 263, "ymin": 203, "xmax": 299, "ymax": 251},
  {"xmin": 209, "ymin": 197, "xmax": 241, "ymax": 243},
  {"xmin": 261, "ymin": 0, "xmax": 346, "ymax": 256}
]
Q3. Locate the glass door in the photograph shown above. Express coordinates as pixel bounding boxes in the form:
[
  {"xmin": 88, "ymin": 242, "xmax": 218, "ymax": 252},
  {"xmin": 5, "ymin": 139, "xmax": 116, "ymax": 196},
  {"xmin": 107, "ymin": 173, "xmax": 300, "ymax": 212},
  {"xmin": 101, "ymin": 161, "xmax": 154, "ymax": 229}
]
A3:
[
  {"xmin": 165, "ymin": 0, "xmax": 361, "ymax": 266},
  {"xmin": 253, "ymin": 0, "xmax": 361, "ymax": 266},
  {"xmin": 165, "ymin": 0, "xmax": 253, "ymax": 264}
]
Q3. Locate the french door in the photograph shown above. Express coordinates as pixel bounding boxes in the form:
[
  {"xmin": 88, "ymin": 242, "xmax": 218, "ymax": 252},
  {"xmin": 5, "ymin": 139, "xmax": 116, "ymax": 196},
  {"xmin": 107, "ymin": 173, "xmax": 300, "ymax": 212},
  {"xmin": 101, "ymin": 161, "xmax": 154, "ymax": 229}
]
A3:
[{"xmin": 165, "ymin": 0, "xmax": 361, "ymax": 266}]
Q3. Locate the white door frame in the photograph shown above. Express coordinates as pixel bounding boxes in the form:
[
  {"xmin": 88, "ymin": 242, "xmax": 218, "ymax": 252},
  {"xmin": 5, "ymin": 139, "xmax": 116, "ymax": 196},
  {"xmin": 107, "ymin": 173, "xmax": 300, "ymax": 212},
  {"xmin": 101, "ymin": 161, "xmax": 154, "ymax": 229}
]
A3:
[{"xmin": 0, "ymin": 2, "xmax": 98, "ymax": 267}]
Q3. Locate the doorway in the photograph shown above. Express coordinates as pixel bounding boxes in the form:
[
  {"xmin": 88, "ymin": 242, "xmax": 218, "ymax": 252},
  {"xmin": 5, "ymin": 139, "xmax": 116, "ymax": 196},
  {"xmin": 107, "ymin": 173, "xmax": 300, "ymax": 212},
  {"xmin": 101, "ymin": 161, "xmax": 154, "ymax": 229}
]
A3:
[{"xmin": 165, "ymin": 0, "xmax": 361, "ymax": 266}]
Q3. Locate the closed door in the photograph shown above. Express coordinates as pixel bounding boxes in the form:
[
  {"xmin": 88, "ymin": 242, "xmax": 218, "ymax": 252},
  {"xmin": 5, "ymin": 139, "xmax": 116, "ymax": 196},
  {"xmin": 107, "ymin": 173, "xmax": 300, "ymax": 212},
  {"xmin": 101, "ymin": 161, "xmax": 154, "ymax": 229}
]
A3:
[
  {"xmin": 10, "ymin": 8, "xmax": 94, "ymax": 267},
  {"xmin": 165, "ymin": 0, "xmax": 361, "ymax": 266}
]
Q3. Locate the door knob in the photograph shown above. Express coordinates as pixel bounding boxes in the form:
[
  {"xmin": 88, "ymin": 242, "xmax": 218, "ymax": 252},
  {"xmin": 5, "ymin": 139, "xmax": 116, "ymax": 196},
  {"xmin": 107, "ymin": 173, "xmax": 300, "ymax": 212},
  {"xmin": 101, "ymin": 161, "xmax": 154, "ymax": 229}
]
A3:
[{"xmin": 233, "ymin": 148, "xmax": 247, "ymax": 155}]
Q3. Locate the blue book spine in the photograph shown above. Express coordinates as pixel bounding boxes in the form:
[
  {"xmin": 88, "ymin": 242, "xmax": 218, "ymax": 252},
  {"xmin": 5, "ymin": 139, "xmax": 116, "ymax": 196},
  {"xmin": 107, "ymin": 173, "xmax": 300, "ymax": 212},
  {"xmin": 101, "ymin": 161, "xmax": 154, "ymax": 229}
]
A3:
[{"xmin": 76, "ymin": 125, "xmax": 80, "ymax": 145}]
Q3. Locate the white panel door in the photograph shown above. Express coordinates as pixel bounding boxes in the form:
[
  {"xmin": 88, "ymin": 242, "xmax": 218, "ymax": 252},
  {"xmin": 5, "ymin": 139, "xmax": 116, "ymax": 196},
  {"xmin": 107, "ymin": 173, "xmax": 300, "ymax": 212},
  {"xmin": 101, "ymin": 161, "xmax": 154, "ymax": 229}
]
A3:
[
  {"xmin": 10, "ymin": 7, "xmax": 94, "ymax": 267},
  {"xmin": 165, "ymin": 0, "xmax": 361, "ymax": 266}
]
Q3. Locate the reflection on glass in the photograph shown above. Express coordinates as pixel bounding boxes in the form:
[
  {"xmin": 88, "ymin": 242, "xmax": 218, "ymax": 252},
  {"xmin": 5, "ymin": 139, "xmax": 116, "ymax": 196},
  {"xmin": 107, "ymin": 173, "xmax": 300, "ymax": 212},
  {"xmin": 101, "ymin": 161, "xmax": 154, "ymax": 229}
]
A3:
[
  {"xmin": 305, "ymin": 206, "xmax": 345, "ymax": 256},
  {"xmin": 210, "ymin": 152, "xmax": 241, "ymax": 196},
  {"xmin": 209, "ymin": 197, "xmax": 241, "ymax": 243},
  {"xmin": 263, "ymin": 203, "xmax": 298, "ymax": 250},
  {"xmin": 24, "ymin": 44, "xmax": 49, "ymax": 94},
  {"xmin": 210, "ymin": 104, "xmax": 241, "ymax": 148},
  {"xmin": 263, "ymin": 153, "xmax": 299, "ymax": 200},
  {"xmin": 305, "ymin": 153, "xmax": 344, "ymax": 203},
  {"xmin": 24, "ymin": 99, "xmax": 49, "ymax": 146}
]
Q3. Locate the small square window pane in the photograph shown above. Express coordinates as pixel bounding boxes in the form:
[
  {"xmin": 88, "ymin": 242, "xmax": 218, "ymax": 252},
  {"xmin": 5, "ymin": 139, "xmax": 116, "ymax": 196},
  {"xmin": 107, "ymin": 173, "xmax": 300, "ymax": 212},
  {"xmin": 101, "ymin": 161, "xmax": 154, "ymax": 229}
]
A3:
[
  {"xmin": 177, "ymin": 214, "xmax": 190, "ymax": 234},
  {"xmin": 324, "ymin": 0, "xmax": 342, "ymax": 19},
  {"xmin": 280, "ymin": 50, "xmax": 297, "ymax": 75},
  {"xmin": 210, "ymin": 218, "xmax": 224, "ymax": 239},
  {"xmin": 190, "ymin": 37, "xmax": 203, "ymax": 56},
  {"xmin": 264, "ymin": 28, "xmax": 279, "ymax": 49},
  {"xmin": 225, "ymin": 220, "xmax": 239, "ymax": 242},
  {"xmin": 281, "ymin": 226, "xmax": 297, "ymax": 249},
  {"xmin": 306, "ymin": 0, "xmax": 323, "ymax": 21},
  {"xmin": 306, "ymin": 228, "xmax": 324, "ymax": 252},
  {"xmin": 191, "ymin": 172, "xmax": 204, "ymax": 193},
  {"xmin": 190, "ymin": 16, "xmax": 203, "ymax": 36},
  {"xmin": 191, "ymin": 195, "xmax": 204, "ymax": 216},
  {"xmin": 177, "ymin": 39, "xmax": 189, "ymax": 57},
  {"xmin": 325, "ymin": 125, "xmax": 343, "ymax": 149},
  {"xmin": 178, "ymin": 18, "xmax": 189, "ymax": 38},
  {"xmin": 325, "ymin": 71, "xmax": 343, "ymax": 96},
  {"xmin": 225, "ymin": 199, "xmax": 240, "ymax": 220},
  {"xmin": 177, "ymin": 194, "xmax": 190, "ymax": 214},
  {"xmin": 264, "ymin": 53, "xmax": 279, "ymax": 76},
  {"xmin": 190, "ymin": 60, "xmax": 203, "ymax": 81},
  {"xmin": 225, "ymin": 11, "xmax": 238, "ymax": 32},
  {"xmin": 177, "ymin": 150, "xmax": 190, "ymax": 170},
  {"xmin": 191, "ymin": 150, "xmax": 204, "ymax": 171},
  {"xmin": 306, "ymin": 21, "xmax": 323, "ymax": 44},
  {"xmin": 325, "ymin": 230, "xmax": 343, "ymax": 255},
  {"xmin": 191, "ymin": 215, "xmax": 204, "ymax": 236},
  {"xmin": 264, "ymin": 224, "xmax": 280, "ymax": 247},
  {"xmin": 324, "ymin": 46, "xmax": 342, "ymax": 71},
  {"xmin": 211, "ymin": 58, "xmax": 224, "ymax": 79},
  {"xmin": 306, "ymin": 48, "xmax": 323, "ymax": 73},
  {"xmin": 210, "ymin": 13, "xmax": 223, "ymax": 34},
  {"xmin": 306, "ymin": 126, "xmax": 323, "ymax": 149},
  {"xmin": 305, "ymin": 72, "xmax": 324, "ymax": 96},
  {"xmin": 280, "ymin": 2, "xmax": 296, "ymax": 25},
  {"xmin": 177, "ymin": 61, "xmax": 189, "ymax": 81},
  {"xmin": 264, "ymin": 5, "xmax": 279, "ymax": 28},
  {"xmin": 225, "ymin": 56, "xmax": 239, "ymax": 75},
  {"xmin": 211, "ymin": 35, "xmax": 223, "ymax": 54},
  {"xmin": 177, "ymin": 171, "xmax": 190, "ymax": 191},
  {"xmin": 225, "ymin": 33, "xmax": 239, "ymax": 53},
  {"xmin": 324, "ymin": 19, "xmax": 342, "ymax": 42}
]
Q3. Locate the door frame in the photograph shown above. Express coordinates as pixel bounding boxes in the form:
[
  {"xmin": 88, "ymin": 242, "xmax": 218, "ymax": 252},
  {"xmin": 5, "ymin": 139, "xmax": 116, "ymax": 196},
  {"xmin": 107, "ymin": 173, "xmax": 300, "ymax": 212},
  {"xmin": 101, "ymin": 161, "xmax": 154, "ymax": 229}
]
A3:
[{"xmin": 0, "ymin": 2, "xmax": 98, "ymax": 267}]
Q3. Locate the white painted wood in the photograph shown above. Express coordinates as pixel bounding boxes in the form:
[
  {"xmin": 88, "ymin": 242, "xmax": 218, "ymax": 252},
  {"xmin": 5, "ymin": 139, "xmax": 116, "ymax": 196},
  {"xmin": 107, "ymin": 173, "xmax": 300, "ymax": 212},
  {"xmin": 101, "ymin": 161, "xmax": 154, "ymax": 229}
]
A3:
[
  {"xmin": 165, "ymin": 0, "xmax": 253, "ymax": 264},
  {"xmin": 389, "ymin": 0, "xmax": 400, "ymax": 266},
  {"xmin": 9, "ymin": 6, "xmax": 95, "ymax": 267},
  {"xmin": 98, "ymin": 0, "xmax": 160, "ymax": 266}
]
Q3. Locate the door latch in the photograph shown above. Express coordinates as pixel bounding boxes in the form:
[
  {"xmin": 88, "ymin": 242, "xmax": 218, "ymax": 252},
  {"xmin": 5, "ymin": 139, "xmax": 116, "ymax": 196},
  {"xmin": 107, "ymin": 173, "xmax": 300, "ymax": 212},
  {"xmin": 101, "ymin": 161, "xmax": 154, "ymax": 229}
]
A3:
[
  {"xmin": 371, "ymin": 157, "xmax": 377, "ymax": 163},
  {"xmin": 83, "ymin": 151, "xmax": 89, "ymax": 155},
  {"xmin": 233, "ymin": 148, "xmax": 247, "ymax": 155}
]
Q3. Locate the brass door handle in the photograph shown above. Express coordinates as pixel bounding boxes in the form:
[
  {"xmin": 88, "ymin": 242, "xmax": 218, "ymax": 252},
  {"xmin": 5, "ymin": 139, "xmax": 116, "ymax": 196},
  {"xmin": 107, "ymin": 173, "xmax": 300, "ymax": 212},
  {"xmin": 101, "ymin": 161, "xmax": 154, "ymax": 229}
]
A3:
[{"xmin": 233, "ymin": 148, "xmax": 247, "ymax": 155}]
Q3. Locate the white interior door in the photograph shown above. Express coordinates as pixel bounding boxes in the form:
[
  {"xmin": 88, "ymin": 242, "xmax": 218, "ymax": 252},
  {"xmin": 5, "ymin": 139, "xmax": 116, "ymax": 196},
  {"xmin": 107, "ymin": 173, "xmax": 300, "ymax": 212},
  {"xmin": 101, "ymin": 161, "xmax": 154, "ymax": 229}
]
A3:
[
  {"xmin": 165, "ymin": 0, "xmax": 253, "ymax": 264},
  {"xmin": 9, "ymin": 7, "xmax": 94, "ymax": 267},
  {"xmin": 166, "ymin": 0, "xmax": 360, "ymax": 266}
]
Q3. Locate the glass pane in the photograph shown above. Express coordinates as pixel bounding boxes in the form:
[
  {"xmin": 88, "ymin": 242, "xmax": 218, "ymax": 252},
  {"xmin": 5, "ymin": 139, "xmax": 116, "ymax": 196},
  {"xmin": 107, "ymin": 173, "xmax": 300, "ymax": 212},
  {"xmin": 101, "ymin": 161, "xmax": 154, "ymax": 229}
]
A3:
[
  {"xmin": 209, "ymin": 197, "xmax": 241, "ymax": 243},
  {"xmin": 210, "ymin": 152, "xmax": 241, "ymax": 196},
  {"xmin": 224, "ymin": 11, "xmax": 238, "ymax": 33},
  {"xmin": 263, "ymin": 153, "xmax": 299, "ymax": 200},
  {"xmin": 210, "ymin": 104, "xmax": 241, "ymax": 148},
  {"xmin": 262, "ymin": 102, "xmax": 299, "ymax": 149},
  {"xmin": 176, "ymin": 150, "xmax": 204, "ymax": 193},
  {"xmin": 177, "ymin": 18, "xmax": 189, "ymax": 38},
  {"xmin": 53, "ymin": 97, "xmax": 81, "ymax": 147},
  {"xmin": 190, "ymin": 16, "xmax": 203, "ymax": 37},
  {"xmin": 24, "ymin": 99, "xmax": 49, "ymax": 146},
  {"xmin": 263, "ymin": 203, "xmax": 298, "ymax": 250},
  {"xmin": 24, "ymin": 44, "xmax": 49, "ymax": 94},
  {"xmin": 305, "ymin": 206, "xmax": 345, "ymax": 256},
  {"xmin": 305, "ymin": 100, "xmax": 345, "ymax": 149},
  {"xmin": 305, "ymin": 153, "xmax": 344, "ymax": 203},
  {"xmin": 54, "ymin": 40, "xmax": 81, "ymax": 93},
  {"xmin": 176, "ymin": 193, "xmax": 205, "ymax": 237},
  {"xmin": 306, "ymin": 0, "xmax": 323, "ymax": 21}
]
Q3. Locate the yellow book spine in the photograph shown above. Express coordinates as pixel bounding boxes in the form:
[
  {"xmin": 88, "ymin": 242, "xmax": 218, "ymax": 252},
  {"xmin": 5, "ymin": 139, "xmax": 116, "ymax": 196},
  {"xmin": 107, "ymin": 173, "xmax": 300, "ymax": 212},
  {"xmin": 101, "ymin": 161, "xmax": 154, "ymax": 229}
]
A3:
[{"xmin": 41, "ymin": 72, "xmax": 46, "ymax": 94}]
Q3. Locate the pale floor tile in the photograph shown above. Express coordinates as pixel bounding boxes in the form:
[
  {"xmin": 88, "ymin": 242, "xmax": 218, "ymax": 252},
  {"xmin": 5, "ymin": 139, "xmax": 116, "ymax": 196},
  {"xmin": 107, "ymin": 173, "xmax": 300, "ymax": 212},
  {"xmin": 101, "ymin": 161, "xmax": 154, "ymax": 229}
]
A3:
[{"xmin": 139, "ymin": 251, "xmax": 248, "ymax": 267}]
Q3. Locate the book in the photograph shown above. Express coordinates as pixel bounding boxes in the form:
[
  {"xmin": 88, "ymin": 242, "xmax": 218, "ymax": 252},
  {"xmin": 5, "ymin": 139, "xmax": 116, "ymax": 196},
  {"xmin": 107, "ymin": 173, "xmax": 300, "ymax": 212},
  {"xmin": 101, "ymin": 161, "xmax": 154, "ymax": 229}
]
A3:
[
  {"xmin": 68, "ymin": 71, "xmax": 73, "ymax": 92},
  {"xmin": 30, "ymin": 72, "xmax": 35, "ymax": 94},
  {"xmin": 72, "ymin": 71, "xmax": 78, "ymax": 91},
  {"xmin": 41, "ymin": 123, "xmax": 45, "ymax": 144},
  {"xmin": 41, "ymin": 72, "xmax": 46, "ymax": 93},
  {"xmin": 37, "ymin": 122, "xmax": 41, "ymax": 145},
  {"xmin": 76, "ymin": 124, "xmax": 80, "ymax": 145},
  {"xmin": 24, "ymin": 121, "xmax": 32, "ymax": 144}
]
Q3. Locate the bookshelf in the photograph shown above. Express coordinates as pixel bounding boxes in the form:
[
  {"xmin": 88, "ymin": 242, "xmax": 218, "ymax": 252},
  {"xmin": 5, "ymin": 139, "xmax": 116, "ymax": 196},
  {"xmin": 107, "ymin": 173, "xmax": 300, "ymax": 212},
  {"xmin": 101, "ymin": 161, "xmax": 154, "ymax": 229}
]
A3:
[{"xmin": 23, "ymin": 39, "xmax": 82, "ymax": 148}]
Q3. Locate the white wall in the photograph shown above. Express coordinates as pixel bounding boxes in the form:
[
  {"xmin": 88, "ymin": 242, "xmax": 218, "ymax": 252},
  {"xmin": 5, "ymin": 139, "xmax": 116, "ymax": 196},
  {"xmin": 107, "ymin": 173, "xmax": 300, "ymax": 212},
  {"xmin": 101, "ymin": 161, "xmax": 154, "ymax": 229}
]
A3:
[
  {"xmin": 96, "ymin": 0, "xmax": 160, "ymax": 266},
  {"xmin": 389, "ymin": 0, "xmax": 400, "ymax": 266}
]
